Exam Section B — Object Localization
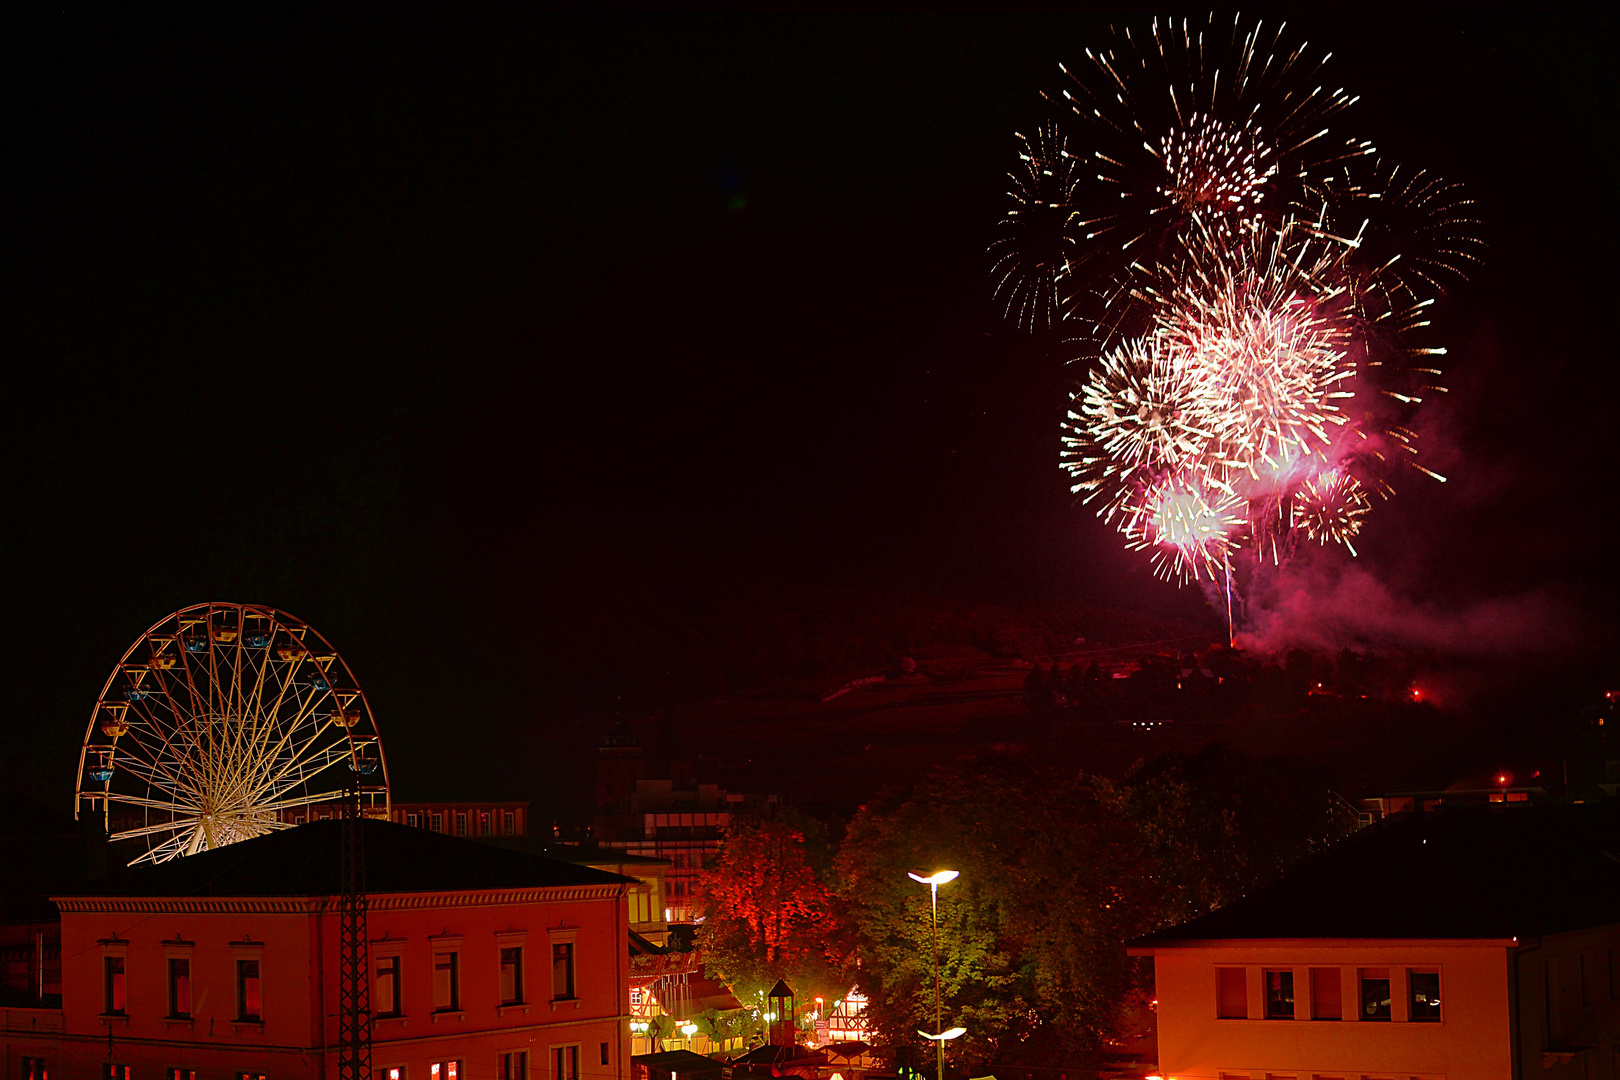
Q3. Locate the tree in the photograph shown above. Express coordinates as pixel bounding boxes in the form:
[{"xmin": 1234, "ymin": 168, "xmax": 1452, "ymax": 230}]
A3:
[
  {"xmin": 695, "ymin": 818, "xmax": 852, "ymax": 1008},
  {"xmin": 1118, "ymin": 744, "xmax": 1359, "ymax": 925},
  {"xmin": 835, "ymin": 758, "xmax": 1157, "ymax": 1074}
]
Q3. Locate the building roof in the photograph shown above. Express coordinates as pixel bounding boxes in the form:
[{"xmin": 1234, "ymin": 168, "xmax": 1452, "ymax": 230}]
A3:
[
  {"xmin": 630, "ymin": 1051, "xmax": 724, "ymax": 1077},
  {"xmin": 55, "ymin": 818, "xmax": 630, "ymax": 899},
  {"xmin": 1135, "ymin": 802, "xmax": 1620, "ymax": 946}
]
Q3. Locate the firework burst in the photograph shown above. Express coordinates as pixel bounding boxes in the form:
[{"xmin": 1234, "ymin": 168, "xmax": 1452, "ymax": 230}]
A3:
[
  {"xmin": 1061, "ymin": 333, "xmax": 1214, "ymax": 519},
  {"xmin": 990, "ymin": 124, "xmax": 1085, "ymax": 330},
  {"xmin": 1149, "ymin": 214, "xmax": 1359, "ymax": 478},
  {"xmin": 1053, "ymin": 14, "xmax": 1371, "ymax": 269},
  {"xmin": 994, "ymin": 15, "xmax": 1477, "ymax": 598},
  {"xmin": 1291, "ymin": 468, "xmax": 1372, "ymax": 555},
  {"xmin": 1124, "ymin": 474, "xmax": 1247, "ymax": 583}
]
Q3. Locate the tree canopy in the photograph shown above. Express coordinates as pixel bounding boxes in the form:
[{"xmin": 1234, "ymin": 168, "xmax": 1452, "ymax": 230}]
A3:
[
  {"xmin": 694, "ymin": 745, "xmax": 1356, "ymax": 1073},
  {"xmin": 695, "ymin": 817, "xmax": 853, "ymax": 1009}
]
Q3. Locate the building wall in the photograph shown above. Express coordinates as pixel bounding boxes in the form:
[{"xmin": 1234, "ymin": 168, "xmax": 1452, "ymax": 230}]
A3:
[
  {"xmin": 7, "ymin": 886, "xmax": 630, "ymax": 1080},
  {"xmin": 1512, "ymin": 925, "xmax": 1620, "ymax": 1080},
  {"xmin": 1149, "ymin": 941, "xmax": 1515, "ymax": 1080},
  {"xmin": 386, "ymin": 804, "xmax": 530, "ymax": 839}
]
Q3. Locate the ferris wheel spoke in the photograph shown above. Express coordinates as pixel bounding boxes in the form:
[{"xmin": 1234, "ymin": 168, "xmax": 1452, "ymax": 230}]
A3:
[
  {"xmin": 110, "ymin": 817, "xmax": 203, "ymax": 842},
  {"xmin": 108, "ymin": 749, "xmax": 197, "ymax": 801},
  {"xmin": 120, "ymin": 696, "xmax": 202, "ymax": 791},
  {"xmin": 252, "ymin": 788, "xmax": 354, "ymax": 812},
  {"xmin": 247, "ymin": 736, "xmax": 354, "ymax": 804},
  {"xmin": 104, "ymin": 791, "xmax": 202, "ymax": 814},
  {"xmin": 237, "ymin": 716, "xmax": 328, "ymax": 798},
  {"xmin": 240, "ymin": 644, "xmax": 279, "ymax": 763},
  {"xmin": 119, "ymin": 729, "xmax": 206, "ymax": 798},
  {"xmin": 247, "ymin": 692, "xmax": 327, "ymax": 786},
  {"xmin": 128, "ymin": 832, "xmax": 195, "ymax": 866},
  {"xmin": 240, "ymin": 676, "xmax": 298, "ymax": 789}
]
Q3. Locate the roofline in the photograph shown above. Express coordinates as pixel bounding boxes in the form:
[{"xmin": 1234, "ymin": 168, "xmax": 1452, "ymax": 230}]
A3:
[
  {"xmin": 1128, "ymin": 936, "xmax": 1519, "ymax": 955},
  {"xmin": 53, "ymin": 883, "xmax": 627, "ymax": 914}
]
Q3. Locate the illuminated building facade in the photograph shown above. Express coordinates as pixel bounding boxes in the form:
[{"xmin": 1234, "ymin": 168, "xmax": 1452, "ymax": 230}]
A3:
[
  {"xmin": 1131, "ymin": 803, "xmax": 1620, "ymax": 1080},
  {"xmin": 2, "ymin": 820, "xmax": 632, "ymax": 1080}
]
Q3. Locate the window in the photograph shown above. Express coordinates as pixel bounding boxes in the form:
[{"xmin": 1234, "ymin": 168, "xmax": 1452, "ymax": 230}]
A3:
[
  {"xmin": 431, "ymin": 813, "xmax": 444, "ymax": 832},
  {"xmin": 22, "ymin": 1058, "xmax": 47, "ymax": 1080},
  {"xmin": 630, "ymin": 987, "xmax": 642, "ymax": 1006},
  {"xmin": 480, "ymin": 812, "xmax": 491, "ymax": 836},
  {"xmin": 500, "ymin": 947, "xmax": 524, "ymax": 1005},
  {"xmin": 104, "ymin": 1067, "xmax": 130, "ymax": 1080},
  {"xmin": 237, "ymin": 959, "xmax": 263, "ymax": 1020},
  {"xmin": 455, "ymin": 812, "xmax": 468, "ymax": 836},
  {"xmin": 434, "ymin": 951, "xmax": 460, "ymax": 1012},
  {"xmin": 552, "ymin": 943, "xmax": 575, "ymax": 1001},
  {"xmin": 376, "ymin": 956, "xmax": 402, "ymax": 1017},
  {"xmin": 379, "ymin": 1069, "xmax": 405, "ymax": 1080},
  {"xmin": 599, "ymin": 1043, "xmax": 609, "ymax": 1067},
  {"xmin": 1216, "ymin": 967, "xmax": 1247, "ymax": 1019},
  {"xmin": 104, "ymin": 956, "xmax": 127, "ymax": 1015},
  {"xmin": 1264, "ymin": 969, "xmax": 1295, "ymax": 1019},
  {"xmin": 1409, "ymin": 969, "xmax": 1441, "ymax": 1021},
  {"xmin": 430, "ymin": 1064, "xmax": 460, "ymax": 1080},
  {"xmin": 552, "ymin": 1046, "xmax": 579, "ymax": 1080},
  {"xmin": 1310, "ymin": 967, "xmax": 1342, "ymax": 1020},
  {"xmin": 167, "ymin": 1070, "xmax": 197, "ymax": 1080},
  {"xmin": 238, "ymin": 1074, "xmax": 268, "ymax": 1080},
  {"xmin": 499, "ymin": 1053, "xmax": 527, "ymax": 1080},
  {"xmin": 168, "ymin": 958, "xmax": 192, "ymax": 1018},
  {"xmin": 407, "ymin": 813, "xmax": 420, "ymax": 828},
  {"xmin": 1359, "ymin": 968, "xmax": 1391, "ymax": 1021},
  {"xmin": 504, "ymin": 811, "xmax": 516, "ymax": 835}
]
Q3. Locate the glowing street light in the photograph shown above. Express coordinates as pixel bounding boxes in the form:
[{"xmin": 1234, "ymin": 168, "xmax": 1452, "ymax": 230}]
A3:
[{"xmin": 907, "ymin": 870, "xmax": 961, "ymax": 1080}]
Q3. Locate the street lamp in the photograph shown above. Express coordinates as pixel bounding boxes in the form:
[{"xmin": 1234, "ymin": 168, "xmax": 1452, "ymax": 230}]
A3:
[{"xmin": 908, "ymin": 870, "xmax": 960, "ymax": 1080}]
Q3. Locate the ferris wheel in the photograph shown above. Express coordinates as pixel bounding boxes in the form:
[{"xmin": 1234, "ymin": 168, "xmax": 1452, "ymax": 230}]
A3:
[{"xmin": 76, "ymin": 603, "xmax": 390, "ymax": 866}]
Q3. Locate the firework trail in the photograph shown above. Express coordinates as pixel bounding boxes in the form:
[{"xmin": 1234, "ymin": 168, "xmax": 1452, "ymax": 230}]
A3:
[{"xmin": 996, "ymin": 15, "xmax": 1477, "ymax": 595}]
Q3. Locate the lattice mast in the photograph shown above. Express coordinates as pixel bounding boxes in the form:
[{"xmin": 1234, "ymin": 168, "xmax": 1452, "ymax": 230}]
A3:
[{"xmin": 338, "ymin": 772, "xmax": 371, "ymax": 1080}]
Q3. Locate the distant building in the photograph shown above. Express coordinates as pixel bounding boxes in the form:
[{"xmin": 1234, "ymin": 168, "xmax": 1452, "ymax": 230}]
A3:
[
  {"xmin": 591, "ymin": 726, "xmax": 777, "ymax": 923},
  {"xmin": 1130, "ymin": 802, "xmax": 1620, "ymax": 1080},
  {"xmin": 2, "ymin": 819, "xmax": 632, "ymax": 1080},
  {"xmin": 385, "ymin": 801, "xmax": 532, "ymax": 838},
  {"xmin": 270, "ymin": 801, "xmax": 531, "ymax": 836}
]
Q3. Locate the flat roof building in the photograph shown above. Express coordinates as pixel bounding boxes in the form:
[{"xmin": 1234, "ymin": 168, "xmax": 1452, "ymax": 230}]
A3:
[{"xmin": 1130, "ymin": 802, "xmax": 1620, "ymax": 1080}]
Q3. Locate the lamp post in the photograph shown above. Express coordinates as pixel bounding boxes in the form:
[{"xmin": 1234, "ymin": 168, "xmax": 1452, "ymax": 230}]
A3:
[{"xmin": 908, "ymin": 870, "xmax": 960, "ymax": 1080}]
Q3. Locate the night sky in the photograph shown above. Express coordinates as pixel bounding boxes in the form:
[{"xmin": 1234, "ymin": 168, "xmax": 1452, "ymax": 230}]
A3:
[{"xmin": 5, "ymin": 10, "xmax": 1616, "ymax": 817}]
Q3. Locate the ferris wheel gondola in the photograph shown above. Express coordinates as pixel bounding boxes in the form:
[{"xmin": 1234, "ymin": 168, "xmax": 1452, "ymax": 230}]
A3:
[{"xmin": 75, "ymin": 603, "xmax": 390, "ymax": 865}]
